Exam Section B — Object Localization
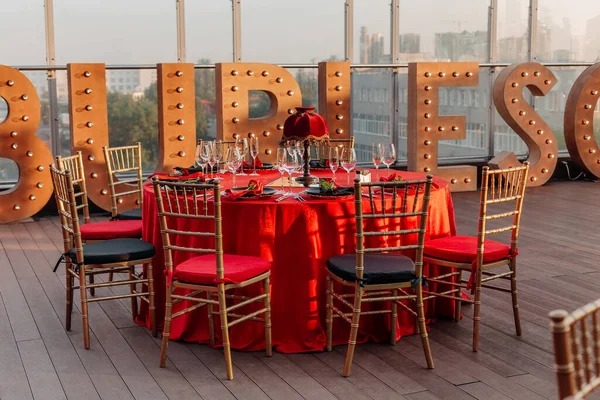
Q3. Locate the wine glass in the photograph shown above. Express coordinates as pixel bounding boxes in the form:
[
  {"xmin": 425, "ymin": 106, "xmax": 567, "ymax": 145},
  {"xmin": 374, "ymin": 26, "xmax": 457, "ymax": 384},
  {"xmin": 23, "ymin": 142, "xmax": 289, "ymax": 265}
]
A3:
[
  {"xmin": 295, "ymin": 140, "xmax": 305, "ymax": 164},
  {"xmin": 276, "ymin": 148, "xmax": 288, "ymax": 195},
  {"xmin": 341, "ymin": 148, "xmax": 357, "ymax": 185},
  {"xmin": 202, "ymin": 142, "xmax": 214, "ymax": 179},
  {"xmin": 213, "ymin": 140, "xmax": 224, "ymax": 179},
  {"xmin": 329, "ymin": 147, "xmax": 340, "ymax": 182},
  {"xmin": 225, "ymin": 147, "xmax": 242, "ymax": 188},
  {"xmin": 237, "ymin": 138, "xmax": 249, "ymax": 176},
  {"xmin": 380, "ymin": 143, "xmax": 396, "ymax": 172},
  {"xmin": 284, "ymin": 151, "xmax": 299, "ymax": 195},
  {"xmin": 250, "ymin": 137, "xmax": 260, "ymax": 176},
  {"xmin": 195, "ymin": 140, "xmax": 207, "ymax": 175},
  {"xmin": 372, "ymin": 143, "xmax": 382, "ymax": 178}
]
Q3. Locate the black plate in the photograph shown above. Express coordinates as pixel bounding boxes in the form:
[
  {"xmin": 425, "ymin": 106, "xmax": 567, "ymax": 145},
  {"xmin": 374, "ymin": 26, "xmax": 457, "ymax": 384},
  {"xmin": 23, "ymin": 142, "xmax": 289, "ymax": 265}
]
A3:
[
  {"xmin": 305, "ymin": 187, "xmax": 354, "ymax": 197},
  {"xmin": 254, "ymin": 163, "xmax": 275, "ymax": 170},
  {"xmin": 230, "ymin": 187, "xmax": 277, "ymax": 198}
]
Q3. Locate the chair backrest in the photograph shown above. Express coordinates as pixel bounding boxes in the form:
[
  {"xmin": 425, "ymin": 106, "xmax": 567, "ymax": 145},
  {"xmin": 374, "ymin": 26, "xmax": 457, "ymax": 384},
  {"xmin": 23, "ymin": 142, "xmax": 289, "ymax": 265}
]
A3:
[
  {"xmin": 152, "ymin": 178, "xmax": 223, "ymax": 281},
  {"xmin": 102, "ymin": 142, "xmax": 144, "ymax": 218},
  {"xmin": 49, "ymin": 165, "xmax": 85, "ymax": 264},
  {"xmin": 55, "ymin": 152, "xmax": 90, "ymax": 223},
  {"xmin": 476, "ymin": 162, "xmax": 530, "ymax": 263},
  {"xmin": 311, "ymin": 137, "xmax": 355, "ymax": 160},
  {"xmin": 355, "ymin": 175, "xmax": 433, "ymax": 283},
  {"xmin": 550, "ymin": 301, "xmax": 600, "ymax": 399}
]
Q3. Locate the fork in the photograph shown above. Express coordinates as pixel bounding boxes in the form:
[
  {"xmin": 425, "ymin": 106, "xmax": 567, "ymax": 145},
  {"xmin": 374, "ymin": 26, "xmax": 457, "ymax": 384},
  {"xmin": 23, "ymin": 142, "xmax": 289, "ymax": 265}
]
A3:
[{"xmin": 294, "ymin": 193, "xmax": 306, "ymax": 203}]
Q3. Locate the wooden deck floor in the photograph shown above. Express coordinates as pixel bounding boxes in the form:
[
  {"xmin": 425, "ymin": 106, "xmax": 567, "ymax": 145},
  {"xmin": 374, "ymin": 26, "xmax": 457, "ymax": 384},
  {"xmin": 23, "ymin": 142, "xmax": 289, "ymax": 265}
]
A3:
[{"xmin": 2, "ymin": 179, "xmax": 600, "ymax": 400}]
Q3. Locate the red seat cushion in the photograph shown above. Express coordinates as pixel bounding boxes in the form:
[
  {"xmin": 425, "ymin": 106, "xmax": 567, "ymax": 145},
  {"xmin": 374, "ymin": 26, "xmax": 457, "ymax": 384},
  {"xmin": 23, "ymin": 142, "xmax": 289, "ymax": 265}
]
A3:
[
  {"xmin": 424, "ymin": 236, "xmax": 510, "ymax": 264},
  {"xmin": 80, "ymin": 220, "xmax": 142, "ymax": 241},
  {"xmin": 173, "ymin": 254, "xmax": 271, "ymax": 285}
]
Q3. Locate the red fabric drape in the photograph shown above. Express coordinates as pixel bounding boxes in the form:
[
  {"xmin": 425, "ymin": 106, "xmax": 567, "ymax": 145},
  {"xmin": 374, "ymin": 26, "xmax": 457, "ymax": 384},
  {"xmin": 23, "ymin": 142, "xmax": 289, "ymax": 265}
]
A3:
[{"xmin": 137, "ymin": 169, "xmax": 457, "ymax": 353}]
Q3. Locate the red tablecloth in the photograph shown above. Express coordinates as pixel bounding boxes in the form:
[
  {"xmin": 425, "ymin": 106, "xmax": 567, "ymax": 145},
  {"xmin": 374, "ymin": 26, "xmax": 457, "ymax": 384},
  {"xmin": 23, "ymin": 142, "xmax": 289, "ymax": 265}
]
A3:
[{"xmin": 136, "ymin": 169, "xmax": 457, "ymax": 353}]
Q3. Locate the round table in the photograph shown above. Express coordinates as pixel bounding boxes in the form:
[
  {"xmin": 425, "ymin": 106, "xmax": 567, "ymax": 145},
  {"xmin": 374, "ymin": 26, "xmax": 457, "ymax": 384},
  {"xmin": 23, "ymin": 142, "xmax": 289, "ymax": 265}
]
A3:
[{"xmin": 136, "ymin": 168, "xmax": 457, "ymax": 353}]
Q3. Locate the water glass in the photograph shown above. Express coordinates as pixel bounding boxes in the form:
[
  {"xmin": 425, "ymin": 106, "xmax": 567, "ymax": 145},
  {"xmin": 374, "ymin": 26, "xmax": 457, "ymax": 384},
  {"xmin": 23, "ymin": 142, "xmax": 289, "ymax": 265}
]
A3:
[
  {"xmin": 380, "ymin": 143, "xmax": 396, "ymax": 171},
  {"xmin": 225, "ymin": 147, "xmax": 242, "ymax": 188},
  {"xmin": 250, "ymin": 136, "xmax": 260, "ymax": 176},
  {"xmin": 341, "ymin": 148, "xmax": 357, "ymax": 185}
]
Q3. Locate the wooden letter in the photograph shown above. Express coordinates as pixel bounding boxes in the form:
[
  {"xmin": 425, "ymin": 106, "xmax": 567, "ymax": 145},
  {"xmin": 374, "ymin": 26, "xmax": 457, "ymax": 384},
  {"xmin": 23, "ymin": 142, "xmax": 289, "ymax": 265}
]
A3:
[
  {"xmin": 318, "ymin": 61, "xmax": 350, "ymax": 139},
  {"xmin": 564, "ymin": 62, "xmax": 600, "ymax": 178},
  {"xmin": 0, "ymin": 65, "xmax": 53, "ymax": 222},
  {"xmin": 407, "ymin": 62, "xmax": 479, "ymax": 192},
  {"xmin": 157, "ymin": 63, "xmax": 196, "ymax": 171},
  {"xmin": 215, "ymin": 63, "xmax": 302, "ymax": 163},
  {"xmin": 493, "ymin": 62, "xmax": 557, "ymax": 186}
]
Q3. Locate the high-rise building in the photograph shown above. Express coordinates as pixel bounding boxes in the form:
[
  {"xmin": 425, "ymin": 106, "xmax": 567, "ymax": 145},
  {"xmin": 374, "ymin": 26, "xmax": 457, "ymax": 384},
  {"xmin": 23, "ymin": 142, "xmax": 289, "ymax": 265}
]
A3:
[
  {"xmin": 399, "ymin": 33, "xmax": 420, "ymax": 53},
  {"xmin": 498, "ymin": 35, "xmax": 528, "ymax": 62},
  {"xmin": 359, "ymin": 26, "xmax": 387, "ymax": 63},
  {"xmin": 434, "ymin": 31, "xmax": 487, "ymax": 61},
  {"xmin": 106, "ymin": 69, "xmax": 157, "ymax": 94}
]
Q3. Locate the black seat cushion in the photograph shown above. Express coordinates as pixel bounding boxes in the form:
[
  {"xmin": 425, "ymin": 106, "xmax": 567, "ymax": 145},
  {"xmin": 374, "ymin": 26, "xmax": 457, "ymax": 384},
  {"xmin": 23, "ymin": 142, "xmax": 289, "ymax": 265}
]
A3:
[
  {"xmin": 326, "ymin": 254, "xmax": 417, "ymax": 285},
  {"xmin": 68, "ymin": 238, "xmax": 155, "ymax": 265},
  {"xmin": 115, "ymin": 208, "xmax": 142, "ymax": 221}
]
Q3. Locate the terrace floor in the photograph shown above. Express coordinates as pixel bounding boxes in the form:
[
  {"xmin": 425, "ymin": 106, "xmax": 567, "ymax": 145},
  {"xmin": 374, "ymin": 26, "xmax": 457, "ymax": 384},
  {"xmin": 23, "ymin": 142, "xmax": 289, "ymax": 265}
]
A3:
[{"xmin": 2, "ymin": 179, "xmax": 600, "ymax": 400}]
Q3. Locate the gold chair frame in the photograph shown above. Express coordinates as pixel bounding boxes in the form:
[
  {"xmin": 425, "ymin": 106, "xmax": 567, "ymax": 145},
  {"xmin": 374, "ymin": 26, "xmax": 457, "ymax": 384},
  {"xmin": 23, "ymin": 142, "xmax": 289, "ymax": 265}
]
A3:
[
  {"xmin": 102, "ymin": 142, "xmax": 144, "ymax": 219},
  {"xmin": 152, "ymin": 178, "xmax": 272, "ymax": 380},
  {"xmin": 550, "ymin": 301, "xmax": 600, "ymax": 400},
  {"xmin": 50, "ymin": 166, "xmax": 156, "ymax": 348},
  {"xmin": 423, "ymin": 162, "xmax": 530, "ymax": 351},
  {"xmin": 326, "ymin": 175, "xmax": 434, "ymax": 377}
]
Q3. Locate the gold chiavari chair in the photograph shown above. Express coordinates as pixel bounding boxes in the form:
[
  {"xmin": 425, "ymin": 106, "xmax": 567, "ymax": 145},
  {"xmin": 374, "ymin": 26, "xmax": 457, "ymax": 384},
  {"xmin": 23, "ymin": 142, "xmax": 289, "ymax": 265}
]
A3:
[
  {"xmin": 50, "ymin": 166, "xmax": 156, "ymax": 348},
  {"xmin": 102, "ymin": 142, "xmax": 144, "ymax": 220},
  {"xmin": 550, "ymin": 301, "xmax": 600, "ymax": 400},
  {"xmin": 56, "ymin": 152, "xmax": 144, "ymax": 295},
  {"xmin": 326, "ymin": 175, "xmax": 435, "ymax": 377},
  {"xmin": 422, "ymin": 163, "xmax": 530, "ymax": 351},
  {"xmin": 152, "ymin": 177, "xmax": 272, "ymax": 380}
]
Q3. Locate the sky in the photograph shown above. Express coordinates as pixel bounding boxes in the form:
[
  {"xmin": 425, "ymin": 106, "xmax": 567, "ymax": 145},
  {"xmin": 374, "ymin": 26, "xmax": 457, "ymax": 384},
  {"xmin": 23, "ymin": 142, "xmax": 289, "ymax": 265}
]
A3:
[{"xmin": 2, "ymin": 0, "xmax": 600, "ymax": 66}]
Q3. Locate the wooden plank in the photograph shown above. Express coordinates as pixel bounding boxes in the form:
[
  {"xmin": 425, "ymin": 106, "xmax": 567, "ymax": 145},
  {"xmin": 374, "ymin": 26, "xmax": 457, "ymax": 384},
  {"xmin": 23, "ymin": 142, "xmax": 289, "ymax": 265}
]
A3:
[
  {"xmin": 316, "ymin": 349, "xmax": 409, "ymax": 399},
  {"xmin": 120, "ymin": 327, "xmax": 203, "ymax": 400},
  {"xmin": 458, "ymin": 382, "xmax": 512, "ymax": 400},
  {"xmin": 0, "ymin": 292, "xmax": 33, "ymax": 400},
  {"xmin": 152, "ymin": 340, "xmax": 235, "ymax": 400},
  {"xmin": 188, "ymin": 344, "xmax": 270, "ymax": 399},
  {"xmin": 252, "ymin": 352, "xmax": 337, "ymax": 400},
  {"xmin": 17, "ymin": 339, "xmax": 67, "ymax": 400},
  {"xmin": 285, "ymin": 353, "xmax": 372, "ymax": 400}
]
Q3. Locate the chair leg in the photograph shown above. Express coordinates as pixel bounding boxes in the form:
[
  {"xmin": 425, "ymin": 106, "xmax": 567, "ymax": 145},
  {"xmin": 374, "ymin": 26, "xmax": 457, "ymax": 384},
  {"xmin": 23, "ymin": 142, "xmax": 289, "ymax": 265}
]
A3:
[
  {"xmin": 89, "ymin": 274, "xmax": 95, "ymax": 297},
  {"xmin": 218, "ymin": 283, "xmax": 234, "ymax": 380},
  {"xmin": 159, "ymin": 284, "xmax": 173, "ymax": 368},
  {"xmin": 510, "ymin": 259, "xmax": 522, "ymax": 336},
  {"xmin": 66, "ymin": 263, "xmax": 74, "ymax": 331},
  {"xmin": 390, "ymin": 289, "xmax": 398, "ymax": 345},
  {"xmin": 129, "ymin": 266, "xmax": 138, "ymax": 318},
  {"xmin": 472, "ymin": 269, "xmax": 483, "ymax": 352},
  {"xmin": 264, "ymin": 276, "xmax": 272, "ymax": 357},
  {"xmin": 147, "ymin": 263, "xmax": 156, "ymax": 337},
  {"xmin": 342, "ymin": 284, "xmax": 363, "ymax": 377},
  {"xmin": 454, "ymin": 270, "xmax": 462, "ymax": 323},
  {"xmin": 416, "ymin": 282, "xmax": 434, "ymax": 369},
  {"xmin": 207, "ymin": 292, "xmax": 215, "ymax": 346},
  {"xmin": 80, "ymin": 265, "xmax": 91, "ymax": 349},
  {"xmin": 326, "ymin": 276, "xmax": 333, "ymax": 352},
  {"xmin": 108, "ymin": 271, "xmax": 114, "ymax": 282}
]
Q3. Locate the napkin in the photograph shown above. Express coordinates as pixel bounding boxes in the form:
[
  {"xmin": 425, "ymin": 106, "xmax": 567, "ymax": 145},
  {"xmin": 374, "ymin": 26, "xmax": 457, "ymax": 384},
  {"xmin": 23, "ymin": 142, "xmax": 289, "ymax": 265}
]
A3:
[
  {"xmin": 148, "ymin": 170, "xmax": 204, "ymax": 181},
  {"xmin": 225, "ymin": 180, "xmax": 264, "ymax": 200},
  {"xmin": 380, "ymin": 173, "xmax": 403, "ymax": 182},
  {"xmin": 319, "ymin": 178, "xmax": 337, "ymax": 193},
  {"xmin": 242, "ymin": 157, "xmax": 263, "ymax": 169}
]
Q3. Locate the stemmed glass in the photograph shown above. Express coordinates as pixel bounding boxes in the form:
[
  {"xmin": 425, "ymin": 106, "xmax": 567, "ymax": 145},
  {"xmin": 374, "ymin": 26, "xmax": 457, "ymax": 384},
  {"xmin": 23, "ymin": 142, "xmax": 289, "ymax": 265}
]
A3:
[
  {"xmin": 329, "ymin": 147, "xmax": 340, "ymax": 182},
  {"xmin": 213, "ymin": 140, "xmax": 224, "ymax": 179},
  {"xmin": 202, "ymin": 142, "xmax": 214, "ymax": 179},
  {"xmin": 284, "ymin": 151, "xmax": 299, "ymax": 195},
  {"xmin": 237, "ymin": 138, "xmax": 249, "ymax": 176},
  {"xmin": 250, "ymin": 137, "xmax": 260, "ymax": 176},
  {"xmin": 286, "ymin": 142, "xmax": 298, "ymax": 183},
  {"xmin": 372, "ymin": 143, "xmax": 382, "ymax": 178},
  {"xmin": 225, "ymin": 147, "xmax": 242, "ymax": 188},
  {"xmin": 380, "ymin": 143, "xmax": 396, "ymax": 172},
  {"xmin": 276, "ymin": 148, "xmax": 288, "ymax": 195},
  {"xmin": 341, "ymin": 148, "xmax": 357, "ymax": 185},
  {"xmin": 195, "ymin": 140, "xmax": 207, "ymax": 175},
  {"xmin": 295, "ymin": 140, "xmax": 305, "ymax": 163}
]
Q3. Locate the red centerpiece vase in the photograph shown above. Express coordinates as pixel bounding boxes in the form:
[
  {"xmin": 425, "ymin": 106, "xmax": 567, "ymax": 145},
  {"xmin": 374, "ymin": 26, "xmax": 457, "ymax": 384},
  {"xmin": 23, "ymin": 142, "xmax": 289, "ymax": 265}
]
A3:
[{"xmin": 282, "ymin": 106, "xmax": 329, "ymax": 186}]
